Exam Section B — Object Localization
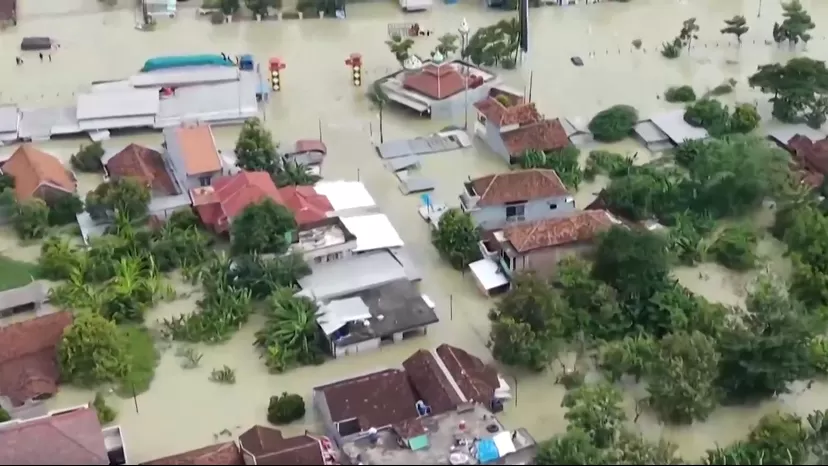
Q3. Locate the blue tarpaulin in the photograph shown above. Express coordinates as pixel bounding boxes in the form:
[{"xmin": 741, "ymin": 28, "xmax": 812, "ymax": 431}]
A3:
[{"xmin": 476, "ymin": 439, "xmax": 499, "ymax": 464}]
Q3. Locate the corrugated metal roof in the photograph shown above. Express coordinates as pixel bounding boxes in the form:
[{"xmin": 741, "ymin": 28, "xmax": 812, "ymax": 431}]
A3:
[
  {"xmin": 77, "ymin": 115, "xmax": 156, "ymax": 131},
  {"xmin": 76, "ymin": 89, "xmax": 160, "ymax": 120},
  {"xmin": 130, "ymin": 66, "xmax": 240, "ymax": 88},
  {"xmin": 649, "ymin": 110, "xmax": 709, "ymax": 144},
  {"xmin": 633, "ymin": 120, "xmax": 670, "ymax": 143},
  {"xmin": 298, "ymin": 251, "xmax": 408, "ymax": 301}
]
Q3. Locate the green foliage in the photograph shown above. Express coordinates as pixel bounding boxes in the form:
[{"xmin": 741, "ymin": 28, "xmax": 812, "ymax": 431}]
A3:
[
  {"xmin": 708, "ymin": 224, "xmax": 759, "ymax": 270},
  {"xmin": 588, "ymin": 105, "xmax": 638, "ymax": 142},
  {"xmin": 432, "ymin": 208, "xmax": 481, "ymax": 270},
  {"xmin": 678, "ymin": 17, "xmax": 700, "ymax": 48},
  {"xmin": 729, "ymin": 103, "xmax": 761, "ymax": 133},
  {"xmin": 70, "ymin": 142, "xmax": 104, "ymax": 173},
  {"xmin": 664, "ymin": 85, "xmax": 696, "ymax": 103},
  {"xmin": 268, "ymin": 392, "xmax": 306, "ymax": 424},
  {"xmin": 0, "ymin": 255, "xmax": 39, "ymax": 292},
  {"xmin": 710, "ymin": 83, "xmax": 734, "ymax": 96},
  {"xmin": 519, "ymin": 146, "xmax": 582, "ymax": 189},
  {"xmin": 462, "ymin": 19, "xmax": 520, "ymax": 68},
  {"xmin": 0, "ymin": 406, "xmax": 9, "ymax": 422},
  {"xmin": 684, "ymin": 98, "xmax": 731, "ymax": 136},
  {"xmin": 749, "ymin": 57, "xmax": 828, "ymax": 128},
  {"xmin": 272, "ymin": 161, "xmax": 321, "ymax": 188},
  {"xmin": 488, "ymin": 273, "xmax": 565, "ymax": 371},
  {"xmin": 230, "ymin": 199, "xmax": 297, "ymax": 255},
  {"xmin": 47, "ymin": 194, "xmax": 83, "ymax": 226},
  {"xmin": 563, "ymin": 383, "xmax": 626, "ymax": 448},
  {"xmin": 0, "ymin": 173, "xmax": 14, "ymax": 192},
  {"xmin": 117, "ymin": 325, "xmax": 159, "ymax": 396},
  {"xmin": 593, "ymin": 227, "xmax": 671, "ymax": 303},
  {"xmin": 386, "ymin": 34, "xmax": 414, "ymax": 65},
  {"xmin": 12, "ymin": 198, "xmax": 49, "ymax": 239},
  {"xmin": 435, "ymin": 33, "xmax": 459, "ymax": 56},
  {"xmin": 773, "ymin": 0, "xmax": 815, "ymax": 45},
  {"xmin": 584, "ymin": 150, "xmax": 634, "ymax": 180},
  {"xmin": 85, "ymin": 178, "xmax": 151, "ymax": 221},
  {"xmin": 58, "ymin": 311, "xmax": 131, "ymax": 388},
  {"xmin": 176, "ymin": 346, "xmax": 204, "ymax": 369},
  {"xmin": 219, "ymin": 0, "xmax": 239, "ymax": 15},
  {"xmin": 209, "ymin": 365, "xmax": 236, "ymax": 384},
  {"xmin": 92, "ymin": 392, "xmax": 117, "ymax": 424},
  {"xmin": 244, "ymin": 0, "xmax": 279, "ymax": 16},
  {"xmin": 167, "ymin": 209, "xmax": 201, "ymax": 232},
  {"xmin": 255, "ymin": 288, "xmax": 324, "ymax": 373},
  {"xmin": 660, "ymin": 39, "xmax": 681, "ymax": 58},
  {"xmin": 235, "ymin": 118, "xmax": 280, "ymax": 172},
  {"xmin": 721, "ymin": 15, "xmax": 749, "ymax": 43}
]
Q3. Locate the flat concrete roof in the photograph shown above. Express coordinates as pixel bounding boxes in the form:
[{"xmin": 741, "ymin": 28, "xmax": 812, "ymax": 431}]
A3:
[
  {"xmin": 633, "ymin": 120, "xmax": 670, "ymax": 143},
  {"xmin": 298, "ymin": 251, "xmax": 408, "ymax": 302},
  {"xmin": 77, "ymin": 89, "xmax": 160, "ymax": 120},
  {"xmin": 649, "ymin": 110, "xmax": 708, "ymax": 144}
]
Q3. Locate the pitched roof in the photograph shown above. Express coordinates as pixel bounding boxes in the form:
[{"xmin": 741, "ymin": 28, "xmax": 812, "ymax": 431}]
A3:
[
  {"xmin": 106, "ymin": 143, "xmax": 177, "ymax": 195},
  {"xmin": 789, "ymin": 134, "xmax": 828, "ymax": 175},
  {"xmin": 402, "ymin": 349, "xmax": 464, "ymax": 415},
  {"xmin": 469, "ymin": 169, "xmax": 569, "ymax": 206},
  {"xmin": 238, "ymin": 426, "xmax": 324, "ymax": 465},
  {"xmin": 172, "ymin": 125, "xmax": 222, "ymax": 176},
  {"xmin": 142, "ymin": 442, "xmax": 243, "ymax": 465},
  {"xmin": 402, "ymin": 64, "xmax": 467, "ymax": 100},
  {"xmin": 0, "ymin": 311, "xmax": 72, "ymax": 406},
  {"xmin": 278, "ymin": 185, "xmax": 332, "ymax": 226},
  {"xmin": 1, "ymin": 144, "xmax": 76, "ymax": 200},
  {"xmin": 473, "ymin": 97, "xmax": 541, "ymax": 128},
  {"xmin": 435, "ymin": 344, "xmax": 499, "ymax": 406},
  {"xmin": 316, "ymin": 368, "xmax": 418, "ymax": 430},
  {"xmin": 0, "ymin": 406, "xmax": 109, "ymax": 464},
  {"xmin": 503, "ymin": 210, "xmax": 616, "ymax": 253},
  {"xmin": 294, "ymin": 139, "xmax": 327, "ymax": 155},
  {"xmin": 502, "ymin": 119, "xmax": 571, "ymax": 156},
  {"xmin": 195, "ymin": 171, "xmax": 282, "ymax": 228}
]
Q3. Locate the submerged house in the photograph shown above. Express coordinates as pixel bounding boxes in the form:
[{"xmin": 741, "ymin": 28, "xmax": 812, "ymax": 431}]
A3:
[{"xmin": 0, "ymin": 144, "xmax": 77, "ymax": 202}]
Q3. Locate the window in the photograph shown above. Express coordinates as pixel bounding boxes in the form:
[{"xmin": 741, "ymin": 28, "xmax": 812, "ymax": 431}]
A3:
[
  {"xmin": 505, "ymin": 204, "xmax": 525, "ymax": 219},
  {"xmin": 549, "ymin": 203, "xmax": 557, "ymax": 210},
  {"xmin": 314, "ymin": 256, "xmax": 323, "ymax": 264},
  {"xmin": 326, "ymin": 253, "xmax": 341, "ymax": 262},
  {"xmin": 199, "ymin": 175, "xmax": 212, "ymax": 187}
]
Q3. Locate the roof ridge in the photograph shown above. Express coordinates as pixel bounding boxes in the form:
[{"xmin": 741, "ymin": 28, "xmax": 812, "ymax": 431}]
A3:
[
  {"xmin": 18, "ymin": 145, "xmax": 46, "ymax": 184},
  {"xmin": 47, "ymin": 410, "xmax": 105, "ymax": 461}
]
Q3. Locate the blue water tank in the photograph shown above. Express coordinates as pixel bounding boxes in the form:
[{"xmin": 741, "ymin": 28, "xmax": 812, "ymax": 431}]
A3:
[{"xmin": 239, "ymin": 54, "xmax": 254, "ymax": 71}]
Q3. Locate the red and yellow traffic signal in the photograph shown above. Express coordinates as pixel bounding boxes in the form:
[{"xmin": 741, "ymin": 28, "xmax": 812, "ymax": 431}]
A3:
[
  {"xmin": 269, "ymin": 57, "xmax": 286, "ymax": 92},
  {"xmin": 345, "ymin": 53, "xmax": 363, "ymax": 87}
]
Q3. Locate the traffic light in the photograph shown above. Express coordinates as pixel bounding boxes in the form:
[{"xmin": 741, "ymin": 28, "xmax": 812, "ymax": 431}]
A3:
[
  {"xmin": 271, "ymin": 68, "xmax": 280, "ymax": 91},
  {"xmin": 345, "ymin": 53, "xmax": 363, "ymax": 87},
  {"xmin": 269, "ymin": 58, "xmax": 285, "ymax": 92}
]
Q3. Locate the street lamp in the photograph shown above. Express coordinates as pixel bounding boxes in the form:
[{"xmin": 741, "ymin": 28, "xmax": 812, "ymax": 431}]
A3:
[{"xmin": 459, "ymin": 18, "xmax": 471, "ymax": 131}]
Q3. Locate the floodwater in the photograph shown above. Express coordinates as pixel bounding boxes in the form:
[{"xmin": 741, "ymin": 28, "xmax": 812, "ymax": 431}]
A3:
[{"xmin": 1, "ymin": 0, "xmax": 828, "ymax": 462}]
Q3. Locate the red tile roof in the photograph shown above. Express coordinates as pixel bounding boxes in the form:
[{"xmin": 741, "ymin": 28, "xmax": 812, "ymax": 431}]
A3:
[
  {"xmin": 293, "ymin": 140, "xmax": 327, "ymax": 155},
  {"xmin": 316, "ymin": 369, "xmax": 418, "ymax": 431},
  {"xmin": 402, "ymin": 64, "xmax": 468, "ymax": 100},
  {"xmin": 1, "ymin": 145, "xmax": 76, "ymax": 201},
  {"xmin": 788, "ymin": 134, "xmax": 828, "ymax": 179},
  {"xmin": 0, "ymin": 311, "xmax": 72, "ymax": 406},
  {"xmin": 238, "ymin": 426, "xmax": 325, "ymax": 465},
  {"xmin": 106, "ymin": 143, "xmax": 177, "ymax": 195},
  {"xmin": 0, "ymin": 0, "xmax": 16, "ymax": 21},
  {"xmin": 435, "ymin": 344, "xmax": 499, "ymax": 406},
  {"xmin": 0, "ymin": 406, "xmax": 109, "ymax": 464},
  {"xmin": 503, "ymin": 210, "xmax": 616, "ymax": 253},
  {"xmin": 194, "ymin": 171, "xmax": 282, "ymax": 230},
  {"xmin": 278, "ymin": 185, "xmax": 332, "ymax": 226},
  {"xmin": 402, "ymin": 349, "xmax": 464, "ymax": 415},
  {"xmin": 502, "ymin": 119, "xmax": 570, "ymax": 156},
  {"xmin": 470, "ymin": 169, "xmax": 569, "ymax": 206},
  {"xmin": 143, "ymin": 442, "xmax": 243, "ymax": 465},
  {"xmin": 473, "ymin": 97, "xmax": 541, "ymax": 128},
  {"xmin": 172, "ymin": 125, "xmax": 222, "ymax": 176}
]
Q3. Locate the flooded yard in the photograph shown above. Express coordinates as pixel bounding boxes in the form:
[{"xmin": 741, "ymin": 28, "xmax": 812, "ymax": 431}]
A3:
[{"xmin": 1, "ymin": 0, "xmax": 827, "ymax": 462}]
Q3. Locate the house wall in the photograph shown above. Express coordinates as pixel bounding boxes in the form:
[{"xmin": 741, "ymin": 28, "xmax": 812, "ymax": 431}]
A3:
[
  {"xmin": 474, "ymin": 118, "xmax": 510, "ymax": 163},
  {"xmin": 299, "ymin": 239, "xmax": 357, "ymax": 264},
  {"xmin": 514, "ymin": 242, "xmax": 594, "ymax": 277},
  {"xmin": 333, "ymin": 337, "xmax": 381, "ymax": 358},
  {"xmin": 312, "ymin": 391, "xmax": 343, "ymax": 446},
  {"xmin": 469, "ymin": 196, "xmax": 575, "ymax": 231},
  {"xmin": 163, "ymin": 129, "xmax": 223, "ymax": 191},
  {"xmin": 430, "ymin": 84, "xmax": 496, "ymax": 122}
]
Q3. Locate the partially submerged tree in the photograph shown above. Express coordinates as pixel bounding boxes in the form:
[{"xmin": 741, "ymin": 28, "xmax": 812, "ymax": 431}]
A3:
[
  {"xmin": 385, "ymin": 34, "xmax": 415, "ymax": 65},
  {"xmin": 235, "ymin": 117, "xmax": 280, "ymax": 172},
  {"xmin": 47, "ymin": 194, "xmax": 83, "ymax": 227},
  {"xmin": 588, "ymin": 105, "xmax": 638, "ymax": 142},
  {"xmin": 434, "ymin": 33, "xmax": 460, "ymax": 57},
  {"xmin": 773, "ymin": 0, "xmax": 815, "ymax": 45},
  {"xmin": 462, "ymin": 19, "xmax": 520, "ymax": 68},
  {"xmin": 268, "ymin": 392, "xmax": 306, "ymax": 424},
  {"xmin": 58, "ymin": 311, "xmax": 131, "ymax": 388},
  {"xmin": 678, "ymin": 17, "xmax": 700, "ymax": 49},
  {"xmin": 749, "ymin": 57, "xmax": 828, "ymax": 128},
  {"xmin": 219, "ymin": 0, "xmax": 240, "ymax": 16},
  {"xmin": 230, "ymin": 199, "xmax": 297, "ymax": 255},
  {"xmin": 432, "ymin": 208, "xmax": 481, "ymax": 270},
  {"xmin": 721, "ymin": 15, "xmax": 749, "ymax": 44},
  {"xmin": 664, "ymin": 85, "xmax": 696, "ymax": 103},
  {"xmin": 85, "ymin": 178, "xmax": 151, "ymax": 221},
  {"xmin": 244, "ymin": 0, "xmax": 278, "ymax": 17},
  {"xmin": 519, "ymin": 147, "xmax": 582, "ymax": 190},
  {"xmin": 255, "ymin": 288, "xmax": 324, "ymax": 373},
  {"xmin": 70, "ymin": 142, "xmax": 105, "ymax": 173},
  {"xmin": 12, "ymin": 198, "xmax": 50, "ymax": 240}
]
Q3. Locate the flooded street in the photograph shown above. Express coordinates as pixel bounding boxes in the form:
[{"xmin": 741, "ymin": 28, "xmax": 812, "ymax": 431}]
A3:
[{"xmin": 2, "ymin": 0, "xmax": 828, "ymax": 462}]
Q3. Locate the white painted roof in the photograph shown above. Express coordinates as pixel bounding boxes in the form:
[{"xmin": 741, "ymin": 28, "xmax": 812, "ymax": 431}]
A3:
[
  {"xmin": 469, "ymin": 258, "xmax": 509, "ymax": 290},
  {"xmin": 340, "ymin": 214, "xmax": 404, "ymax": 252},
  {"xmin": 314, "ymin": 180, "xmax": 377, "ymax": 214},
  {"xmin": 76, "ymin": 88, "xmax": 160, "ymax": 120},
  {"xmin": 318, "ymin": 297, "xmax": 372, "ymax": 336},
  {"xmin": 492, "ymin": 431, "xmax": 517, "ymax": 457},
  {"xmin": 649, "ymin": 109, "xmax": 709, "ymax": 144}
]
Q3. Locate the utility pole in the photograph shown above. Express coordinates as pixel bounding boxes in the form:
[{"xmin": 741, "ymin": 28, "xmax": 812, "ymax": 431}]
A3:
[
  {"xmin": 757, "ymin": 0, "xmax": 763, "ymax": 18},
  {"xmin": 459, "ymin": 18, "xmax": 471, "ymax": 131}
]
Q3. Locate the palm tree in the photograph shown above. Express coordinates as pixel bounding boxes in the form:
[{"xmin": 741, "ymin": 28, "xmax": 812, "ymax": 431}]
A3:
[
  {"xmin": 255, "ymin": 288, "xmax": 323, "ymax": 369},
  {"xmin": 103, "ymin": 255, "xmax": 157, "ymax": 323},
  {"xmin": 272, "ymin": 161, "xmax": 321, "ymax": 188}
]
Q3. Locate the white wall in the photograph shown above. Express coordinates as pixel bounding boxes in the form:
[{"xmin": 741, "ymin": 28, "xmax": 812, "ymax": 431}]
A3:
[{"xmin": 334, "ymin": 338, "xmax": 381, "ymax": 358}]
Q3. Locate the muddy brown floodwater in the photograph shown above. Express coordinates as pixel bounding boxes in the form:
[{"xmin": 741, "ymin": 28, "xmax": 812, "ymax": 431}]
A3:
[{"xmin": 2, "ymin": 0, "xmax": 828, "ymax": 462}]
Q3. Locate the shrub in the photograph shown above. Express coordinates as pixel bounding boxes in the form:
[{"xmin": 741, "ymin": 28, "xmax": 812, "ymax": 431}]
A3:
[
  {"xmin": 661, "ymin": 40, "xmax": 681, "ymax": 58},
  {"xmin": 632, "ymin": 39, "xmax": 642, "ymax": 49},
  {"xmin": 684, "ymin": 99, "xmax": 730, "ymax": 136},
  {"xmin": 47, "ymin": 194, "xmax": 83, "ymax": 227},
  {"xmin": 12, "ymin": 198, "xmax": 50, "ymax": 240},
  {"xmin": 0, "ymin": 406, "xmax": 9, "ymax": 422},
  {"xmin": 664, "ymin": 85, "xmax": 696, "ymax": 103},
  {"xmin": 710, "ymin": 83, "xmax": 734, "ymax": 96},
  {"xmin": 588, "ymin": 105, "xmax": 639, "ymax": 142},
  {"xmin": 730, "ymin": 103, "xmax": 761, "ymax": 134},
  {"xmin": 92, "ymin": 392, "xmax": 117, "ymax": 424},
  {"xmin": 268, "ymin": 392, "xmax": 306, "ymax": 424},
  {"xmin": 709, "ymin": 225, "xmax": 758, "ymax": 271},
  {"xmin": 69, "ymin": 143, "xmax": 104, "ymax": 173},
  {"xmin": 210, "ymin": 10, "xmax": 226, "ymax": 24}
]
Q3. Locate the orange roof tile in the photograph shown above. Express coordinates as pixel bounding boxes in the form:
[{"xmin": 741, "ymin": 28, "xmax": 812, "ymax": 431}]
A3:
[
  {"xmin": 0, "ymin": 406, "xmax": 108, "ymax": 464},
  {"xmin": 504, "ymin": 210, "xmax": 616, "ymax": 253},
  {"xmin": 402, "ymin": 64, "xmax": 468, "ymax": 100},
  {"xmin": 502, "ymin": 119, "xmax": 570, "ymax": 156},
  {"xmin": 469, "ymin": 169, "xmax": 569, "ymax": 206},
  {"xmin": 278, "ymin": 186, "xmax": 332, "ymax": 226},
  {"xmin": 106, "ymin": 143, "xmax": 177, "ymax": 195},
  {"xmin": 1, "ymin": 145, "xmax": 76, "ymax": 200},
  {"xmin": 174, "ymin": 125, "xmax": 222, "ymax": 176}
]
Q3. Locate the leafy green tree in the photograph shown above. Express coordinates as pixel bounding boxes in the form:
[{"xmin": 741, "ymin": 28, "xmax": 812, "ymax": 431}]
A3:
[
  {"xmin": 435, "ymin": 33, "xmax": 459, "ymax": 56},
  {"xmin": 47, "ymin": 194, "xmax": 83, "ymax": 226},
  {"xmin": 588, "ymin": 105, "xmax": 638, "ymax": 142},
  {"xmin": 708, "ymin": 224, "xmax": 758, "ymax": 270},
  {"xmin": 227, "ymin": 252, "xmax": 310, "ymax": 299},
  {"xmin": 678, "ymin": 17, "xmax": 700, "ymax": 49},
  {"xmin": 12, "ymin": 198, "xmax": 50, "ymax": 239},
  {"xmin": 749, "ymin": 57, "xmax": 828, "ymax": 128},
  {"xmin": 584, "ymin": 150, "xmax": 634, "ymax": 180},
  {"xmin": 775, "ymin": 0, "xmax": 815, "ymax": 45},
  {"xmin": 234, "ymin": 118, "xmax": 280, "ymax": 172},
  {"xmin": 721, "ymin": 15, "xmax": 749, "ymax": 44},
  {"xmin": 219, "ymin": 0, "xmax": 240, "ymax": 15},
  {"xmin": 272, "ymin": 161, "xmax": 321, "ymax": 188},
  {"xmin": 488, "ymin": 317, "xmax": 553, "ymax": 371},
  {"xmin": 69, "ymin": 142, "xmax": 105, "ymax": 173},
  {"xmin": 268, "ymin": 392, "xmax": 306, "ymax": 424},
  {"xmin": 230, "ymin": 199, "xmax": 297, "ymax": 255},
  {"xmin": 729, "ymin": 103, "xmax": 761, "ymax": 133},
  {"xmin": 0, "ymin": 173, "xmax": 14, "ymax": 192},
  {"xmin": 645, "ymin": 331, "xmax": 721, "ymax": 424},
  {"xmin": 660, "ymin": 39, "xmax": 682, "ymax": 59},
  {"xmin": 593, "ymin": 227, "xmax": 671, "ymax": 303},
  {"xmin": 92, "ymin": 392, "xmax": 117, "ymax": 424},
  {"xmin": 0, "ymin": 406, "xmax": 9, "ymax": 422},
  {"xmin": 255, "ymin": 288, "xmax": 323, "ymax": 373},
  {"xmin": 562, "ymin": 383, "xmax": 626, "ymax": 448},
  {"xmin": 385, "ymin": 34, "xmax": 415, "ymax": 65},
  {"xmin": 39, "ymin": 236, "xmax": 83, "ymax": 279},
  {"xmin": 597, "ymin": 335, "xmax": 655, "ymax": 382},
  {"xmin": 462, "ymin": 19, "xmax": 520, "ymax": 68},
  {"xmin": 519, "ymin": 146, "xmax": 583, "ymax": 190},
  {"xmin": 432, "ymin": 208, "xmax": 481, "ymax": 270},
  {"xmin": 664, "ymin": 85, "xmax": 696, "ymax": 103},
  {"xmin": 244, "ymin": 0, "xmax": 278, "ymax": 16},
  {"xmin": 58, "ymin": 311, "xmax": 131, "ymax": 387},
  {"xmin": 536, "ymin": 428, "xmax": 612, "ymax": 464},
  {"xmin": 614, "ymin": 431, "xmax": 683, "ymax": 464},
  {"xmin": 684, "ymin": 98, "xmax": 730, "ymax": 136},
  {"xmin": 85, "ymin": 178, "xmax": 151, "ymax": 221}
]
